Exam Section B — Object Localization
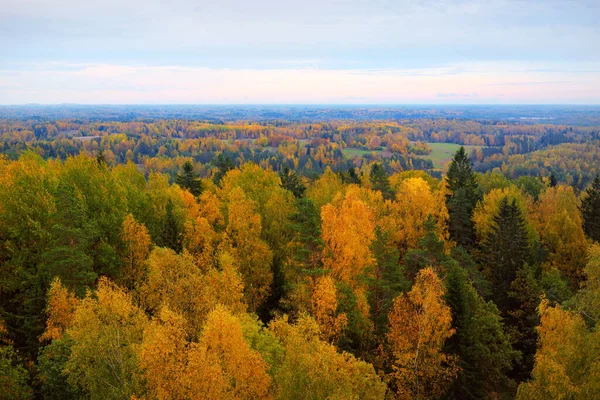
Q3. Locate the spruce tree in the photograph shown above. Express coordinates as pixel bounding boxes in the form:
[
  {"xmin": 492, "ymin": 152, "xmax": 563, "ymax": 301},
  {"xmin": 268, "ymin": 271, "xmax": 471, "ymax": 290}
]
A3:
[
  {"xmin": 279, "ymin": 166, "xmax": 306, "ymax": 198},
  {"xmin": 369, "ymin": 163, "xmax": 393, "ymax": 200},
  {"xmin": 160, "ymin": 199, "xmax": 182, "ymax": 252},
  {"xmin": 211, "ymin": 154, "xmax": 234, "ymax": 185},
  {"xmin": 581, "ymin": 174, "xmax": 600, "ymax": 242},
  {"xmin": 483, "ymin": 197, "xmax": 530, "ymax": 312},
  {"xmin": 175, "ymin": 161, "xmax": 203, "ymax": 197},
  {"xmin": 445, "ymin": 264, "xmax": 517, "ymax": 398},
  {"xmin": 445, "ymin": 147, "xmax": 481, "ymax": 248},
  {"xmin": 404, "ymin": 216, "xmax": 451, "ymax": 280}
]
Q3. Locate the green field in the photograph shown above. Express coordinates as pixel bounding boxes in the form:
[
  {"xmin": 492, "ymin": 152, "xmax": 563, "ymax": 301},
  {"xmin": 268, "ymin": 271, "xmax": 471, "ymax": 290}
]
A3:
[
  {"xmin": 419, "ymin": 143, "xmax": 486, "ymax": 169},
  {"xmin": 342, "ymin": 148, "xmax": 387, "ymax": 158}
]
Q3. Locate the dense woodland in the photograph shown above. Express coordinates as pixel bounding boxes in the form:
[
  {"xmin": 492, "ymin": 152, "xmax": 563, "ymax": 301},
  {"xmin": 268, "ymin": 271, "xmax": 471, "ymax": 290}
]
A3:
[{"xmin": 1, "ymin": 112, "xmax": 600, "ymax": 399}]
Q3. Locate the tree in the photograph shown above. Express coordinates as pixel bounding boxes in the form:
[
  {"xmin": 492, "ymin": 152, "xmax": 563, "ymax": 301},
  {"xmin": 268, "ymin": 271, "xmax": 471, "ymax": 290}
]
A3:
[
  {"xmin": 386, "ymin": 268, "xmax": 458, "ymax": 399},
  {"xmin": 581, "ymin": 174, "xmax": 600, "ymax": 242},
  {"xmin": 40, "ymin": 278, "xmax": 78, "ymax": 342},
  {"xmin": 367, "ymin": 227, "xmax": 409, "ymax": 336},
  {"xmin": 270, "ymin": 314, "xmax": 386, "ymax": 400},
  {"xmin": 310, "ymin": 275, "xmax": 347, "ymax": 343},
  {"xmin": 160, "ymin": 199, "xmax": 182, "ymax": 252},
  {"xmin": 517, "ymin": 300, "xmax": 600, "ymax": 399},
  {"xmin": 535, "ymin": 185, "xmax": 587, "ymax": 284},
  {"xmin": 382, "ymin": 177, "xmax": 449, "ymax": 259},
  {"xmin": 574, "ymin": 244, "xmax": 600, "ymax": 324},
  {"xmin": 211, "ymin": 154, "xmax": 234, "ymax": 185},
  {"xmin": 279, "ymin": 166, "xmax": 306, "ymax": 198},
  {"xmin": 506, "ymin": 264, "xmax": 543, "ymax": 381},
  {"xmin": 175, "ymin": 160, "xmax": 203, "ymax": 197},
  {"xmin": 224, "ymin": 187, "xmax": 273, "ymax": 310},
  {"xmin": 65, "ymin": 278, "xmax": 148, "ymax": 400},
  {"xmin": 445, "ymin": 147, "xmax": 481, "ymax": 248},
  {"xmin": 198, "ymin": 305, "xmax": 273, "ymax": 399},
  {"xmin": 120, "ymin": 214, "xmax": 152, "ymax": 290},
  {"xmin": 0, "ymin": 344, "xmax": 33, "ymax": 400},
  {"xmin": 483, "ymin": 197, "xmax": 531, "ymax": 312},
  {"xmin": 445, "ymin": 265, "xmax": 517, "ymax": 398},
  {"xmin": 370, "ymin": 163, "xmax": 394, "ymax": 200}
]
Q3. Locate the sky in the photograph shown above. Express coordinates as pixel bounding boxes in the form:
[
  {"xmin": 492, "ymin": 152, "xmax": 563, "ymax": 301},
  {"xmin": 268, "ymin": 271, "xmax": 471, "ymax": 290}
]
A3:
[{"xmin": 0, "ymin": 0, "xmax": 599, "ymax": 104}]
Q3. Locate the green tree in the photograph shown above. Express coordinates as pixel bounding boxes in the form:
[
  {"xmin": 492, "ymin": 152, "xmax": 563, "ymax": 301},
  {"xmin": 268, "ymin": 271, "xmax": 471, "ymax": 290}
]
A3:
[
  {"xmin": 0, "ymin": 344, "xmax": 33, "ymax": 400},
  {"xmin": 446, "ymin": 147, "xmax": 481, "ymax": 248},
  {"xmin": 279, "ymin": 166, "xmax": 306, "ymax": 198},
  {"xmin": 581, "ymin": 174, "xmax": 600, "ymax": 242},
  {"xmin": 483, "ymin": 197, "xmax": 531, "ymax": 312},
  {"xmin": 160, "ymin": 199, "xmax": 182, "ymax": 252},
  {"xmin": 175, "ymin": 160, "xmax": 203, "ymax": 197},
  {"xmin": 370, "ymin": 163, "xmax": 393, "ymax": 200},
  {"xmin": 445, "ymin": 265, "xmax": 517, "ymax": 398}
]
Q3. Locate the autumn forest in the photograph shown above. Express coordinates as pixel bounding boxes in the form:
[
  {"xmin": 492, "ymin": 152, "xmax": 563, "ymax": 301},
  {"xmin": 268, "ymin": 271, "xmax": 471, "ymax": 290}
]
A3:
[{"xmin": 1, "ymin": 106, "xmax": 600, "ymax": 399}]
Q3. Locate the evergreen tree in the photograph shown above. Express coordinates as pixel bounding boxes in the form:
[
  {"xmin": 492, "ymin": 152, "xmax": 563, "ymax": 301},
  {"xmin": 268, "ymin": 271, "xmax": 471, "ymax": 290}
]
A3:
[
  {"xmin": 279, "ymin": 166, "xmax": 306, "ymax": 198},
  {"xmin": 370, "ymin": 163, "xmax": 393, "ymax": 200},
  {"xmin": 160, "ymin": 199, "xmax": 182, "ymax": 252},
  {"xmin": 96, "ymin": 149, "xmax": 107, "ymax": 167},
  {"xmin": 175, "ymin": 161, "xmax": 202, "ymax": 197},
  {"xmin": 346, "ymin": 166, "xmax": 361, "ymax": 184},
  {"xmin": 445, "ymin": 264, "xmax": 517, "ymax": 399},
  {"xmin": 446, "ymin": 147, "xmax": 481, "ymax": 248},
  {"xmin": 506, "ymin": 264, "xmax": 542, "ymax": 382},
  {"xmin": 549, "ymin": 171, "xmax": 558, "ymax": 187},
  {"xmin": 212, "ymin": 154, "xmax": 234, "ymax": 185},
  {"xmin": 483, "ymin": 197, "xmax": 530, "ymax": 312},
  {"xmin": 404, "ymin": 216, "xmax": 451, "ymax": 281},
  {"xmin": 581, "ymin": 174, "xmax": 600, "ymax": 242},
  {"xmin": 367, "ymin": 227, "xmax": 409, "ymax": 336}
]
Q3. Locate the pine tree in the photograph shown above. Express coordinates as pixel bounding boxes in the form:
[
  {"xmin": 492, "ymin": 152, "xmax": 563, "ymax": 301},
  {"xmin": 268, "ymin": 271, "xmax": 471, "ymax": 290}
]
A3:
[
  {"xmin": 483, "ymin": 197, "xmax": 530, "ymax": 312},
  {"xmin": 445, "ymin": 264, "xmax": 517, "ymax": 398},
  {"xmin": 404, "ymin": 216, "xmax": 451, "ymax": 281},
  {"xmin": 160, "ymin": 199, "xmax": 182, "ymax": 252},
  {"xmin": 446, "ymin": 147, "xmax": 481, "ymax": 248},
  {"xmin": 367, "ymin": 227, "xmax": 409, "ymax": 335},
  {"xmin": 175, "ymin": 160, "xmax": 202, "ymax": 197},
  {"xmin": 581, "ymin": 174, "xmax": 600, "ymax": 242},
  {"xmin": 279, "ymin": 166, "xmax": 306, "ymax": 198},
  {"xmin": 506, "ymin": 264, "xmax": 542, "ymax": 382},
  {"xmin": 370, "ymin": 163, "xmax": 393, "ymax": 200},
  {"xmin": 212, "ymin": 154, "xmax": 234, "ymax": 185},
  {"xmin": 96, "ymin": 149, "xmax": 107, "ymax": 167}
]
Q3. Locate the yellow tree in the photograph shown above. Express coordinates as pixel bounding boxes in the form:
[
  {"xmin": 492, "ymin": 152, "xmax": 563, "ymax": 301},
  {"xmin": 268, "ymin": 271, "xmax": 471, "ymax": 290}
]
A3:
[
  {"xmin": 65, "ymin": 277, "xmax": 148, "ymax": 400},
  {"xmin": 310, "ymin": 275, "xmax": 347, "ymax": 343},
  {"xmin": 224, "ymin": 187, "xmax": 273, "ymax": 310},
  {"xmin": 269, "ymin": 314, "xmax": 386, "ymax": 400},
  {"xmin": 382, "ymin": 177, "xmax": 449, "ymax": 256},
  {"xmin": 534, "ymin": 186, "xmax": 588, "ymax": 282},
  {"xmin": 321, "ymin": 186, "xmax": 376, "ymax": 318},
  {"xmin": 120, "ymin": 214, "xmax": 152, "ymax": 289},
  {"xmin": 517, "ymin": 299, "xmax": 600, "ymax": 399},
  {"xmin": 386, "ymin": 268, "xmax": 458, "ymax": 399},
  {"xmin": 139, "ymin": 307, "xmax": 230, "ymax": 400},
  {"xmin": 306, "ymin": 166, "xmax": 345, "ymax": 210},
  {"xmin": 198, "ymin": 305, "xmax": 273, "ymax": 399},
  {"xmin": 140, "ymin": 247, "xmax": 246, "ymax": 335},
  {"xmin": 40, "ymin": 278, "xmax": 78, "ymax": 342}
]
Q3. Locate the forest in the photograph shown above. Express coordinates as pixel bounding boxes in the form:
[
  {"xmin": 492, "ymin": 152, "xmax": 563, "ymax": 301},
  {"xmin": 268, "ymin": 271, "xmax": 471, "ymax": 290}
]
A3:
[{"xmin": 1, "ymin": 108, "xmax": 600, "ymax": 399}]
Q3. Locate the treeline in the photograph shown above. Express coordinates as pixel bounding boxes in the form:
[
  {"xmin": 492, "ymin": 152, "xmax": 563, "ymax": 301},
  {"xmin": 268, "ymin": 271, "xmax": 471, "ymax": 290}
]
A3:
[
  {"xmin": 2, "ymin": 119, "xmax": 599, "ymax": 183},
  {"xmin": 0, "ymin": 147, "xmax": 599, "ymax": 398}
]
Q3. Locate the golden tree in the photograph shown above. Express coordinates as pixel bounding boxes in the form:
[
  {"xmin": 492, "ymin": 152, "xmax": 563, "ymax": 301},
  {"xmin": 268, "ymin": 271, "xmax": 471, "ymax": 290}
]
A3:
[{"xmin": 386, "ymin": 268, "xmax": 458, "ymax": 399}]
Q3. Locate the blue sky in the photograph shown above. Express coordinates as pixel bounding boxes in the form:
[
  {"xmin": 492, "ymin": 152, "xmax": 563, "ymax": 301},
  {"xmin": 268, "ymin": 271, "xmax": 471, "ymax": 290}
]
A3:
[{"xmin": 1, "ymin": 0, "xmax": 599, "ymax": 104}]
